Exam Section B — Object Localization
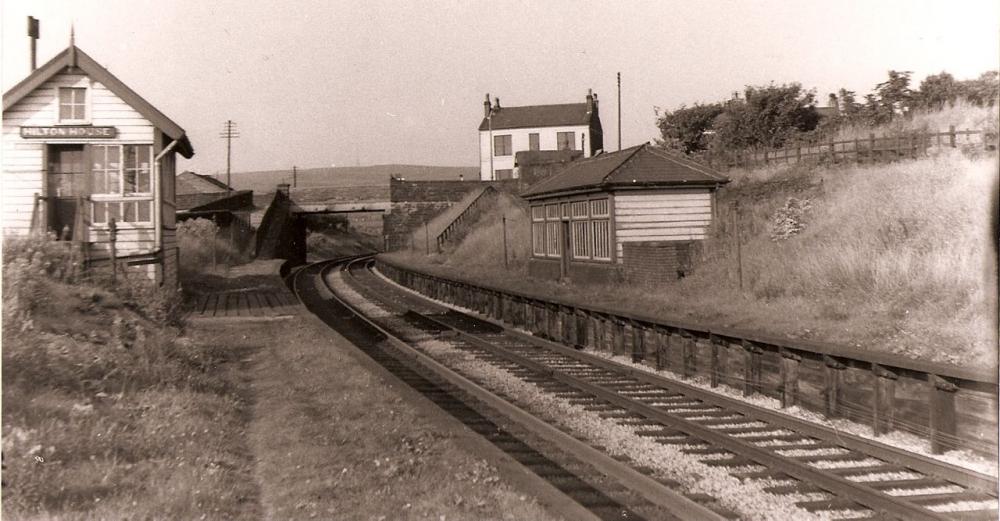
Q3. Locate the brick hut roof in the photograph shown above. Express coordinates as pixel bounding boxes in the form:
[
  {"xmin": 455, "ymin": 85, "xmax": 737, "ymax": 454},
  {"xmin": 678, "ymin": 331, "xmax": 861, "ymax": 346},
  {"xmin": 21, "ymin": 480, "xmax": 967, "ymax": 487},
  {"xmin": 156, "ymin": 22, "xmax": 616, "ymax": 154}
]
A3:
[
  {"xmin": 478, "ymin": 103, "xmax": 591, "ymax": 131},
  {"xmin": 521, "ymin": 143, "xmax": 729, "ymax": 199}
]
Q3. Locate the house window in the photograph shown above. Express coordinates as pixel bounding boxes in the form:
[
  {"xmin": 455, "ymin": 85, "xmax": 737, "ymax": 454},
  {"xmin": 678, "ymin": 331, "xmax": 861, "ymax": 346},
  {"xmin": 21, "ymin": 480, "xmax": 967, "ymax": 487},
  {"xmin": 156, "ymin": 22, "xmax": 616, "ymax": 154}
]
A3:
[
  {"xmin": 58, "ymin": 87, "xmax": 87, "ymax": 122},
  {"xmin": 495, "ymin": 169, "xmax": 513, "ymax": 180},
  {"xmin": 557, "ymin": 131, "xmax": 575, "ymax": 150},
  {"xmin": 529, "ymin": 133, "xmax": 540, "ymax": 151},
  {"xmin": 494, "ymin": 134, "xmax": 512, "ymax": 156},
  {"xmin": 91, "ymin": 144, "xmax": 154, "ymax": 224}
]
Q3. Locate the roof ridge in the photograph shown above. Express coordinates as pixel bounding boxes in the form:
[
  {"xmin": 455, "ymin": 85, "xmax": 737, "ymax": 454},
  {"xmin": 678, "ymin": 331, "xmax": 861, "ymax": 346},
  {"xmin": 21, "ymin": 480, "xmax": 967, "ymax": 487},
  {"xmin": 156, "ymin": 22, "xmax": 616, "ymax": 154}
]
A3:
[
  {"xmin": 644, "ymin": 145, "xmax": 727, "ymax": 180},
  {"xmin": 600, "ymin": 145, "xmax": 646, "ymax": 184}
]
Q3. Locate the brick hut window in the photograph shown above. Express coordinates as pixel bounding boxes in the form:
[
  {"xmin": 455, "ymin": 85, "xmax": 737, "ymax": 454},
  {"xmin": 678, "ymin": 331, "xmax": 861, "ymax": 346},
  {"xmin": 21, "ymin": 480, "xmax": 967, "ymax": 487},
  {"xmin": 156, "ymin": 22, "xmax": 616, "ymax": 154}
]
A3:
[
  {"xmin": 545, "ymin": 204, "xmax": 560, "ymax": 257},
  {"xmin": 591, "ymin": 199, "xmax": 611, "ymax": 260},
  {"xmin": 531, "ymin": 205, "xmax": 545, "ymax": 256}
]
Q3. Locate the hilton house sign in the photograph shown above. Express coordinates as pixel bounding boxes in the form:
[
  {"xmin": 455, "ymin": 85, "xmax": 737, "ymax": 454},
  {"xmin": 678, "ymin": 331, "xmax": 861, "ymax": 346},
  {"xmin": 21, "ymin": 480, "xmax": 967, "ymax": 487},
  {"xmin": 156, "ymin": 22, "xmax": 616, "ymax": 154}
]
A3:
[{"xmin": 20, "ymin": 125, "xmax": 118, "ymax": 138}]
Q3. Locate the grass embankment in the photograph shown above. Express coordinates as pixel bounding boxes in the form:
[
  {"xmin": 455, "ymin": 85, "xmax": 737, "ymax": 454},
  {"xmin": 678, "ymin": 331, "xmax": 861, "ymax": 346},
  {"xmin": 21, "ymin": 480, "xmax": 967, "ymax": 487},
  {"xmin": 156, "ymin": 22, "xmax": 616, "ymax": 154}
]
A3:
[
  {"xmin": 1, "ymin": 237, "xmax": 259, "ymax": 519},
  {"xmin": 387, "ymin": 150, "xmax": 998, "ymax": 367}
]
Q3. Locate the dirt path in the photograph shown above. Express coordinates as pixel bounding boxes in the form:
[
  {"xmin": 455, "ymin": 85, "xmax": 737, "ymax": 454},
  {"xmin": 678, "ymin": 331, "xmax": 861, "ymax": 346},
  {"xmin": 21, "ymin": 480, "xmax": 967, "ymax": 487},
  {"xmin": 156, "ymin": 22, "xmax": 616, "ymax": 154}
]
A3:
[{"xmin": 184, "ymin": 264, "xmax": 570, "ymax": 520}]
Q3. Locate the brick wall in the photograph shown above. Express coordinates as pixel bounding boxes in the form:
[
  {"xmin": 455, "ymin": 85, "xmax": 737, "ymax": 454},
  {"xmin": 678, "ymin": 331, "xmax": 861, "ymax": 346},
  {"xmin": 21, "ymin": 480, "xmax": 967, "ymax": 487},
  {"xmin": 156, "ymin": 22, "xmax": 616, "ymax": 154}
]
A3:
[
  {"xmin": 527, "ymin": 257, "xmax": 622, "ymax": 284},
  {"xmin": 384, "ymin": 178, "xmax": 519, "ymax": 251},
  {"xmin": 622, "ymin": 241, "xmax": 694, "ymax": 284}
]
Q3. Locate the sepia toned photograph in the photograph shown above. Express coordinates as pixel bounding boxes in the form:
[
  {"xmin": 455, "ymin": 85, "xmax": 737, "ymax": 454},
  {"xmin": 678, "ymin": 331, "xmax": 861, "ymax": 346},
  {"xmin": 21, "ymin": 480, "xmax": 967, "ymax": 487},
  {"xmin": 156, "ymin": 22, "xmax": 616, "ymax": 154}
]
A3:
[{"xmin": 1, "ymin": 1, "xmax": 998, "ymax": 519}]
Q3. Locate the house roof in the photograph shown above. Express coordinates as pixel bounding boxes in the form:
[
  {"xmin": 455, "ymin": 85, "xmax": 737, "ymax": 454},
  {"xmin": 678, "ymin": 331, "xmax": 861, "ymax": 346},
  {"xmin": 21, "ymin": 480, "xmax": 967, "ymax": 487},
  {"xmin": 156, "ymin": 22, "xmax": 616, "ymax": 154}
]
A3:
[
  {"xmin": 478, "ymin": 103, "xmax": 592, "ymax": 131},
  {"xmin": 3, "ymin": 45, "xmax": 194, "ymax": 158},
  {"xmin": 177, "ymin": 171, "xmax": 231, "ymax": 194},
  {"xmin": 521, "ymin": 143, "xmax": 729, "ymax": 199}
]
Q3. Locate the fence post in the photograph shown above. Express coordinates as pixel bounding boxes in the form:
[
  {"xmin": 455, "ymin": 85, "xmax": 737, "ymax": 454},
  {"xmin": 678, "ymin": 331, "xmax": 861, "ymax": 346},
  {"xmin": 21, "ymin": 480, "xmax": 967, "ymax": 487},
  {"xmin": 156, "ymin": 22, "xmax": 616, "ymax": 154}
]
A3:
[
  {"xmin": 780, "ymin": 348, "xmax": 801, "ymax": 408},
  {"xmin": 502, "ymin": 215, "xmax": 509, "ymax": 269},
  {"xmin": 872, "ymin": 364, "xmax": 897, "ymax": 435},
  {"xmin": 109, "ymin": 218, "xmax": 118, "ymax": 286},
  {"xmin": 741, "ymin": 340, "xmax": 762, "ymax": 397},
  {"xmin": 869, "ymin": 133, "xmax": 876, "ymax": 162},
  {"xmin": 929, "ymin": 375, "xmax": 959, "ymax": 454},
  {"xmin": 631, "ymin": 321, "xmax": 644, "ymax": 363},
  {"xmin": 823, "ymin": 355, "xmax": 846, "ymax": 418},
  {"xmin": 949, "ymin": 125, "xmax": 957, "ymax": 148},
  {"xmin": 681, "ymin": 331, "xmax": 696, "ymax": 378}
]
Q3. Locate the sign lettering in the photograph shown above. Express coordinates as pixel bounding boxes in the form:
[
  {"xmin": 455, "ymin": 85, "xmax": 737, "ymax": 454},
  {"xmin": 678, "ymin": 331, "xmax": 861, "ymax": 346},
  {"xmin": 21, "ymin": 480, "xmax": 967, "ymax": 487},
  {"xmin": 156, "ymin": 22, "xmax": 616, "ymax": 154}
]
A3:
[{"xmin": 20, "ymin": 126, "xmax": 118, "ymax": 139}]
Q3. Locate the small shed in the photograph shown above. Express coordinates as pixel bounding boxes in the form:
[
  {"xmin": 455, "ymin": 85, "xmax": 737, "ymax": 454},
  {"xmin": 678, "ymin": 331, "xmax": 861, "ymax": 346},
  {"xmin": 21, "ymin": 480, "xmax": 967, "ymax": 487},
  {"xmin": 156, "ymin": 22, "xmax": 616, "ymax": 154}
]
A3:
[{"xmin": 520, "ymin": 143, "xmax": 729, "ymax": 284}]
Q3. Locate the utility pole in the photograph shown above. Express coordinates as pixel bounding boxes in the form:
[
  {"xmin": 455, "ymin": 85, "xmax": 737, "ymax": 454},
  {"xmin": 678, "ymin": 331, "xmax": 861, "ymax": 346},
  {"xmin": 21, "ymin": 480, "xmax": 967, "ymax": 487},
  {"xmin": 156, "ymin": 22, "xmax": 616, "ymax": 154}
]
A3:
[
  {"xmin": 292, "ymin": 165, "xmax": 297, "ymax": 188},
  {"xmin": 27, "ymin": 17, "xmax": 39, "ymax": 72},
  {"xmin": 219, "ymin": 120, "xmax": 240, "ymax": 191},
  {"xmin": 617, "ymin": 72, "xmax": 622, "ymax": 151}
]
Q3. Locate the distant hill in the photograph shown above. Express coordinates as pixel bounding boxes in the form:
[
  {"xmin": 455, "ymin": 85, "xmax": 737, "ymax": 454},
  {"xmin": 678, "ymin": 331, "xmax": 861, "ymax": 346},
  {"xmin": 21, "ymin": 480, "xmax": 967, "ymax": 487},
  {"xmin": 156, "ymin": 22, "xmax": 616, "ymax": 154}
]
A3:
[{"xmin": 215, "ymin": 164, "xmax": 478, "ymax": 192}]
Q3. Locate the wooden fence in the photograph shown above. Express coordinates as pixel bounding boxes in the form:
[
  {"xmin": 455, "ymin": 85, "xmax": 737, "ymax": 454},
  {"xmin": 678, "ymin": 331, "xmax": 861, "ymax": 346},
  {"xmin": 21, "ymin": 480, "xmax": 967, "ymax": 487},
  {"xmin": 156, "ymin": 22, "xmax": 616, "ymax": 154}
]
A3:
[{"xmin": 711, "ymin": 126, "xmax": 997, "ymax": 170}]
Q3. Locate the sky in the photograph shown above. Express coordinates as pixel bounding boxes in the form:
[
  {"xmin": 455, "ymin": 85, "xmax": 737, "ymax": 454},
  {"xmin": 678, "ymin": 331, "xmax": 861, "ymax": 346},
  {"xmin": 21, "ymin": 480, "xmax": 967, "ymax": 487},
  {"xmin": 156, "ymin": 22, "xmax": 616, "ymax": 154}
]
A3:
[{"xmin": 2, "ymin": 0, "xmax": 998, "ymax": 177}]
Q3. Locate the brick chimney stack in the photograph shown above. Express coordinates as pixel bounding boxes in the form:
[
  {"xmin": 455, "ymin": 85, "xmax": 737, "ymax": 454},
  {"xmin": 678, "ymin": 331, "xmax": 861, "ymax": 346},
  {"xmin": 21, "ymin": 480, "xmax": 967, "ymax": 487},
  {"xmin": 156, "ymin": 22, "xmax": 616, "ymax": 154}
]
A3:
[
  {"xmin": 484, "ymin": 93, "xmax": 491, "ymax": 117},
  {"xmin": 586, "ymin": 88, "xmax": 594, "ymax": 115}
]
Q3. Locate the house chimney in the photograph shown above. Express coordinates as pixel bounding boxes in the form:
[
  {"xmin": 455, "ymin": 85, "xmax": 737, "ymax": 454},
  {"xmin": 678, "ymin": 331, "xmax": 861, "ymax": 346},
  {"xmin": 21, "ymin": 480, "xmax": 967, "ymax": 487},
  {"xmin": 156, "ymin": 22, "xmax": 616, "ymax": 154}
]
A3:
[
  {"xmin": 484, "ymin": 93, "xmax": 491, "ymax": 117},
  {"xmin": 494, "ymin": 97, "xmax": 500, "ymax": 110},
  {"xmin": 586, "ymin": 88, "xmax": 594, "ymax": 114}
]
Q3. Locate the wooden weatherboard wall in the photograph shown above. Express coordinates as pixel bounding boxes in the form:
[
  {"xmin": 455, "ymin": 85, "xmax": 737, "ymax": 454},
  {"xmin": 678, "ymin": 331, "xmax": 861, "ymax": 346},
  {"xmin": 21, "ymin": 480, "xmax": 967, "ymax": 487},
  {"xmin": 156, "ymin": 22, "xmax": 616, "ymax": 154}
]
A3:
[
  {"xmin": 612, "ymin": 189, "xmax": 712, "ymax": 262},
  {"xmin": 3, "ymin": 45, "xmax": 193, "ymax": 287},
  {"xmin": 3, "ymin": 72, "xmax": 156, "ymax": 253}
]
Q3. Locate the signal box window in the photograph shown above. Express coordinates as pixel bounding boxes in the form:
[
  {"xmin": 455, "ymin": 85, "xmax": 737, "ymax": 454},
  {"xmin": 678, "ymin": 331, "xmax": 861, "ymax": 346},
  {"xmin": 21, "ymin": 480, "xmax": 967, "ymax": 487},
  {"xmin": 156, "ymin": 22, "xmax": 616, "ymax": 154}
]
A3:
[{"xmin": 58, "ymin": 87, "xmax": 87, "ymax": 122}]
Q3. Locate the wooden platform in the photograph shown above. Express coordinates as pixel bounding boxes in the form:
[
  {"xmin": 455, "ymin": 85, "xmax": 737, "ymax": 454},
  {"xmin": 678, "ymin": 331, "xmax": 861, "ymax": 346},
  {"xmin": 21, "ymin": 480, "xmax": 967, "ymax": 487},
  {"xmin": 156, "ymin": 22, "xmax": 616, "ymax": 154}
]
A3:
[{"xmin": 188, "ymin": 289, "xmax": 299, "ymax": 319}]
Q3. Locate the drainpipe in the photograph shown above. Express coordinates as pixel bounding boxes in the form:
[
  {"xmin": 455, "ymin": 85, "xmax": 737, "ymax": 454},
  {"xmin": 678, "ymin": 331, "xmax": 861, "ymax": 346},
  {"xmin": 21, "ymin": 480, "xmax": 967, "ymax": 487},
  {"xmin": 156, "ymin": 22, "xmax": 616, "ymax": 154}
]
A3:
[{"xmin": 154, "ymin": 137, "xmax": 181, "ymax": 280}]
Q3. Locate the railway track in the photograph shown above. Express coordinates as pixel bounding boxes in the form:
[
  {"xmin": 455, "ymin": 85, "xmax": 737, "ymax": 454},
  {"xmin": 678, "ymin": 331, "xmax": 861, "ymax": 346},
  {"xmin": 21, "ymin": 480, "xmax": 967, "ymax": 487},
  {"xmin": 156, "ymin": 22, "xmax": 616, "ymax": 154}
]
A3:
[
  {"xmin": 294, "ymin": 257, "xmax": 724, "ymax": 521},
  {"xmin": 303, "ymin": 255, "xmax": 999, "ymax": 520}
]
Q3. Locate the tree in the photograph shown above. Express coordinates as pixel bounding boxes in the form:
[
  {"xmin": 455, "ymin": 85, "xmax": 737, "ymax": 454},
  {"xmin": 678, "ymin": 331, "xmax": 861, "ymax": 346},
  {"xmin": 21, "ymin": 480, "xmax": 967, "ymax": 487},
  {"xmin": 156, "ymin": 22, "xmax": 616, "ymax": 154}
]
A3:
[
  {"xmin": 915, "ymin": 72, "xmax": 958, "ymax": 110},
  {"xmin": 956, "ymin": 71, "xmax": 1000, "ymax": 107},
  {"xmin": 874, "ymin": 70, "xmax": 913, "ymax": 121},
  {"xmin": 655, "ymin": 103, "xmax": 725, "ymax": 154},
  {"xmin": 713, "ymin": 83, "xmax": 820, "ymax": 149}
]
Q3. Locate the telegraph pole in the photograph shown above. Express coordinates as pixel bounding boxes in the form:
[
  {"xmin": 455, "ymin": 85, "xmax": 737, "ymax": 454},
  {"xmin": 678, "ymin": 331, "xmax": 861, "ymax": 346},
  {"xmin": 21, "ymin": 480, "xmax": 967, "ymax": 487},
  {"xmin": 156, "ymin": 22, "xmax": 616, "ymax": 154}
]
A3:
[
  {"xmin": 219, "ymin": 120, "xmax": 240, "ymax": 190},
  {"xmin": 292, "ymin": 165, "xmax": 297, "ymax": 188}
]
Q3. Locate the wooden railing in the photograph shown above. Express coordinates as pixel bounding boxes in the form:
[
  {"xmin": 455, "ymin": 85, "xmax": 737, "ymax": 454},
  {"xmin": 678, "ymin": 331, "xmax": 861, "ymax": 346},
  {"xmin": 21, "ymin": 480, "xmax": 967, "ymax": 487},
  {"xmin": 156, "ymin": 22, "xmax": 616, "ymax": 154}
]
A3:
[
  {"xmin": 434, "ymin": 185, "xmax": 498, "ymax": 252},
  {"xmin": 376, "ymin": 256, "xmax": 998, "ymax": 456},
  {"xmin": 711, "ymin": 126, "xmax": 997, "ymax": 170}
]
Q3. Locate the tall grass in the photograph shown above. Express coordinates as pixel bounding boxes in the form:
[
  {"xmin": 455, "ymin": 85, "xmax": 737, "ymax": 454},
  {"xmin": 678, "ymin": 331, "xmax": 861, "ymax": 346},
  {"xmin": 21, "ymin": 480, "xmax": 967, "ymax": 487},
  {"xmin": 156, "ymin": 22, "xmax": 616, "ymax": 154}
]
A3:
[
  {"xmin": 831, "ymin": 100, "xmax": 999, "ymax": 142},
  {"xmin": 2, "ymin": 235, "xmax": 256, "ymax": 519},
  {"xmin": 177, "ymin": 217, "xmax": 248, "ymax": 279}
]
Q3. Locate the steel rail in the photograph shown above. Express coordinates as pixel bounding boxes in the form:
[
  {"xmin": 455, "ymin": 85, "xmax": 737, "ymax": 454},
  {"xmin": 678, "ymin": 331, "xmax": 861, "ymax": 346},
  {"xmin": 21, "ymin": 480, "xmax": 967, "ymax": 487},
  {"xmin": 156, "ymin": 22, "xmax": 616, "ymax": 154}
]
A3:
[
  {"xmin": 317, "ymin": 257, "xmax": 728, "ymax": 521},
  {"xmin": 504, "ymin": 328, "xmax": 1000, "ymax": 495}
]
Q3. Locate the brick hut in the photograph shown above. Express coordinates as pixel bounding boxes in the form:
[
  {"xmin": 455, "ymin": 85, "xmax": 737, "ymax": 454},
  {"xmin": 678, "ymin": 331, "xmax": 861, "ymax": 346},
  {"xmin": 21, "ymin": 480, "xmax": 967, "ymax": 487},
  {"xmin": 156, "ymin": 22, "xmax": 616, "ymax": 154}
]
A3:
[{"xmin": 521, "ymin": 143, "xmax": 729, "ymax": 284}]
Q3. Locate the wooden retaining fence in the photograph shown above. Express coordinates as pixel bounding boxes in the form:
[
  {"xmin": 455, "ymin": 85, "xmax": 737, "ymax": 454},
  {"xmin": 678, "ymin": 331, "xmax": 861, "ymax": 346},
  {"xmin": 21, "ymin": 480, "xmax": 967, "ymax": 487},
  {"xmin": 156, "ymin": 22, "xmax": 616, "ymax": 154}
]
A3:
[
  {"xmin": 375, "ymin": 257, "xmax": 998, "ymax": 456},
  {"xmin": 713, "ymin": 126, "xmax": 997, "ymax": 170}
]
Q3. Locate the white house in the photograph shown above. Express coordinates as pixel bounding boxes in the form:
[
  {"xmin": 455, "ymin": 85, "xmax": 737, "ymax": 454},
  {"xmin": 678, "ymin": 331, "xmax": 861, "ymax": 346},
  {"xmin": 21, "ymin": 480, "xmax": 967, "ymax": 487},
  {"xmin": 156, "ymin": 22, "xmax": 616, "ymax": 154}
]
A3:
[
  {"xmin": 2, "ymin": 43, "xmax": 194, "ymax": 287},
  {"xmin": 478, "ymin": 90, "xmax": 603, "ymax": 181}
]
